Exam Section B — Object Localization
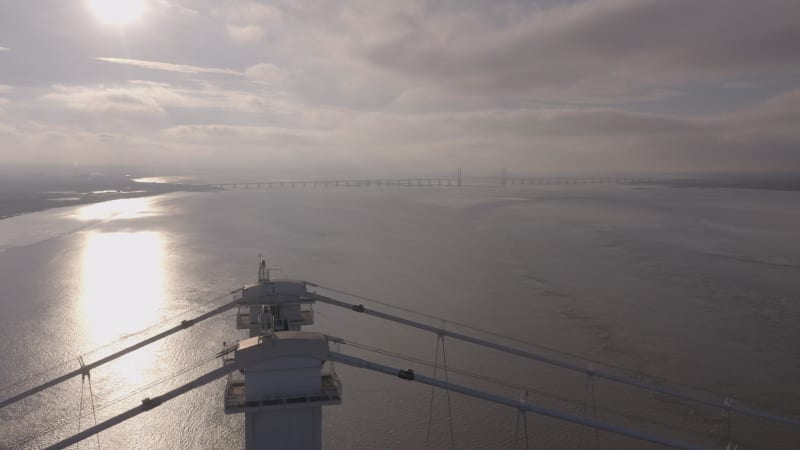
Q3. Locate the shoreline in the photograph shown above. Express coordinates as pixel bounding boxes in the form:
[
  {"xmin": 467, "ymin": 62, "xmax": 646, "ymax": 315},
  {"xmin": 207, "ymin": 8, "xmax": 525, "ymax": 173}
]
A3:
[
  {"xmin": 0, "ymin": 181, "xmax": 217, "ymax": 221},
  {"xmin": 5, "ymin": 174, "xmax": 800, "ymax": 221}
]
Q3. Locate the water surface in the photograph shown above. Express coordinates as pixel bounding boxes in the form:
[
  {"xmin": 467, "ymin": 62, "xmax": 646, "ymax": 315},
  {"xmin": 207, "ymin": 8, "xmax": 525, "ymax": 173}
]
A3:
[{"xmin": 1, "ymin": 185, "xmax": 799, "ymax": 449}]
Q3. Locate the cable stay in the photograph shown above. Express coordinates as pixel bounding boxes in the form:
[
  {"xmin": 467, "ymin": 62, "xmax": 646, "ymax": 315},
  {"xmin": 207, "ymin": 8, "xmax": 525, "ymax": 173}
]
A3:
[
  {"xmin": 0, "ymin": 295, "xmax": 241, "ymax": 410},
  {"xmin": 310, "ymin": 290, "xmax": 800, "ymax": 428}
]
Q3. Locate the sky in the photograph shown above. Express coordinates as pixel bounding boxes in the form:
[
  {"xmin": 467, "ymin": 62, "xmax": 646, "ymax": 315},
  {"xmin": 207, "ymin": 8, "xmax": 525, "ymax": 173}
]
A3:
[{"xmin": 0, "ymin": 0, "xmax": 799, "ymax": 176}]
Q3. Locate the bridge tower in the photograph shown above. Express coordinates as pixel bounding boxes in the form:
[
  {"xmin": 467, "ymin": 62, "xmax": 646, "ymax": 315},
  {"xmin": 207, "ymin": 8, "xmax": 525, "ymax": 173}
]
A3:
[{"xmin": 224, "ymin": 260, "xmax": 341, "ymax": 449}]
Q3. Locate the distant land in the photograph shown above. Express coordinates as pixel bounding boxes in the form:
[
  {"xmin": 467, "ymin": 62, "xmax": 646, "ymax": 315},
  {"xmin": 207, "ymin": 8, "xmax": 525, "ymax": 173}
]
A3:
[
  {"xmin": 2, "ymin": 166, "xmax": 799, "ymax": 221},
  {"xmin": 636, "ymin": 173, "xmax": 800, "ymax": 192},
  {"xmin": 0, "ymin": 167, "xmax": 214, "ymax": 220}
]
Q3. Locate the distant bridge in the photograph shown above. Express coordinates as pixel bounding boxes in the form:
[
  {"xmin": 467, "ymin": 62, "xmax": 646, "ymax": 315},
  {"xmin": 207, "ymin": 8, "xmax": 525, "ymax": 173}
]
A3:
[
  {"xmin": 209, "ymin": 178, "xmax": 460, "ymax": 190},
  {"xmin": 206, "ymin": 175, "xmax": 660, "ymax": 190}
]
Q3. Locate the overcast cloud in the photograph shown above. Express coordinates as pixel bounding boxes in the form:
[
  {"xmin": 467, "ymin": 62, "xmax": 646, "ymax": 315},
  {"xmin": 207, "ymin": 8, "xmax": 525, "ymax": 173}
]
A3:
[{"xmin": 1, "ymin": 0, "xmax": 799, "ymax": 175}]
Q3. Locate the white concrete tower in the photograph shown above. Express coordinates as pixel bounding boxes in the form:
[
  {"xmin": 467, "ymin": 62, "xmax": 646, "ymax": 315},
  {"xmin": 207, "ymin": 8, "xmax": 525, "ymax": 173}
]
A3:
[
  {"xmin": 235, "ymin": 260, "xmax": 315, "ymax": 337},
  {"xmin": 223, "ymin": 261, "xmax": 341, "ymax": 449}
]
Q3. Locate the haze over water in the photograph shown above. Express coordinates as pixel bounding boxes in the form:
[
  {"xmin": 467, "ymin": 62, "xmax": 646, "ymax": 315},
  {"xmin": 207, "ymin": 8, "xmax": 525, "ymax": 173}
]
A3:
[
  {"xmin": 1, "ymin": 184, "xmax": 798, "ymax": 449},
  {"xmin": 3, "ymin": 1, "xmax": 800, "ymax": 447}
]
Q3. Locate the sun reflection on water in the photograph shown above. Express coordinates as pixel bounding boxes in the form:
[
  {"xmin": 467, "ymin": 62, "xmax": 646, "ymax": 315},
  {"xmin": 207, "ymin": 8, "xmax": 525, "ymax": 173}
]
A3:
[
  {"xmin": 81, "ymin": 231, "xmax": 166, "ymax": 384},
  {"xmin": 77, "ymin": 197, "xmax": 156, "ymax": 221}
]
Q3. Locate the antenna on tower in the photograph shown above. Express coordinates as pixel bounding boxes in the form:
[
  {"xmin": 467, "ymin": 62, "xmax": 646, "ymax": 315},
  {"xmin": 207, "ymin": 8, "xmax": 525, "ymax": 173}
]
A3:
[
  {"xmin": 258, "ymin": 254, "xmax": 267, "ymax": 282},
  {"xmin": 258, "ymin": 254, "xmax": 280, "ymax": 282}
]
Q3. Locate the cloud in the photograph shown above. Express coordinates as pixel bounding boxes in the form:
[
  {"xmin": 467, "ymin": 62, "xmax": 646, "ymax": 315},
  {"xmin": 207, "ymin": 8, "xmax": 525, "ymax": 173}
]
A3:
[
  {"xmin": 212, "ymin": 1, "xmax": 281, "ymax": 43},
  {"xmin": 38, "ymin": 80, "xmax": 293, "ymax": 115},
  {"xmin": 41, "ymin": 84, "xmax": 166, "ymax": 114},
  {"xmin": 244, "ymin": 63, "xmax": 290, "ymax": 85},
  {"xmin": 162, "ymin": 124, "xmax": 327, "ymax": 146},
  {"xmin": 0, "ymin": 46, "xmax": 9, "ymax": 52},
  {"xmin": 228, "ymin": 25, "xmax": 265, "ymax": 43},
  {"xmin": 8, "ymin": 86, "xmax": 800, "ymax": 172},
  {"xmin": 262, "ymin": 0, "xmax": 800, "ymax": 105},
  {"xmin": 96, "ymin": 57, "xmax": 242, "ymax": 76},
  {"xmin": 146, "ymin": 86, "xmax": 800, "ymax": 173},
  {"xmin": 227, "ymin": 24, "xmax": 265, "ymax": 43},
  {"xmin": 0, "ymin": 85, "xmax": 14, "ymax": 115},
  {"xmin": 155, "ymin": 1, "xmax": 800, "ymax": 109},
  {"xmin": 212, "ymin": 1, "xmax": 282, "ymax": 23},
  {"xmin": 0, "ymin": 121, "xmax": 174, "ymax": 166},
  {"xmin": 3, "ymin": 0, "xmax": 800, "ymax": 173},
  {"xmin": 95, "ymin": 57, "xmax": 292, "ymax": 85}
]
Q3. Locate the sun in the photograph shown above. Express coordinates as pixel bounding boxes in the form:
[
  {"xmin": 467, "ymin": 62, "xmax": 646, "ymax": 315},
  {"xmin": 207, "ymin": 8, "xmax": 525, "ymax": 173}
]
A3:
[{"xmin": 88, "ymin": 0, "xmax": 146, "ymax": 25}]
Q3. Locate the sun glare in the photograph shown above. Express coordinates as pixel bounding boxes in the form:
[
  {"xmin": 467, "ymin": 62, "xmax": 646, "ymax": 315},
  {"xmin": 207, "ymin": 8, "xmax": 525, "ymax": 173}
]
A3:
[
  {"xmin": 77, "ymin": 197, "xmax": 156, "ymax": 221},
  {"xmin": 81, "ymin": 231, "xmax": 164, "ymax": 339},
  {"xmin": 81, "ymin": 231, "xmax": 165, "ymax": 383},
  {"xmin": 88, "ymin": 0, "xmax": 145, "ymax": 25}
]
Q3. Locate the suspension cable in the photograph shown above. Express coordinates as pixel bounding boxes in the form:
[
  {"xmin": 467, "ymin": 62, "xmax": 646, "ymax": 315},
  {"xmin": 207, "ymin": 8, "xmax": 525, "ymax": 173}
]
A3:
[
  {"xmin": 12, "ymin": 352, "xmax": 222, "ymax": 449},
  {"xmin": 87, "ymin": 374, "xmax": 100, "ymax": 450},
  {"xmin": 578, "ymin": 376, "xmax": 589, "ymax": 449},
  {"xmin": 514, "ymin": 389, "xmax": 531, "ymax": 450},
  {"xmin": 590, "ymin": 373, "xmax": 600, "ymax": 449},
  {"xmin": 329, "ymin": 350, "xmax": 708, "ymax": 450},
  {"xmin": 77, "ymin": 372, "xmax": 85, "ymax": 449},
  {"xmin": 440, "ymin": 333, "xmax": 456, "ymax": 450},
  {"xmin": 43, "ymin": 362, "xmax": 237, "ymax": 450},
  {"xmin": 521, "ymin": 390, "xmax": 530, "ymax": 450},
  {"xmin": 312, "ymin": 289, "xmax": 800, "ymax": 428},
  {"xmin": 311, "ymin": 284, "xmax": 766, "ymax": 403},
  {"xmin": 424, "ymin": 334, "xmax": 441, "ymax": 450},
  {"xmin": 0, "ymin": 295, "xmax": 240, "ymax": 410},
  {"xmin": 0, "ymin": 288, "xmax": 239, "ymax": 398},
  {"xmin": 327, "ymin": 336, "xmax": 724, "ymax": 444}
]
